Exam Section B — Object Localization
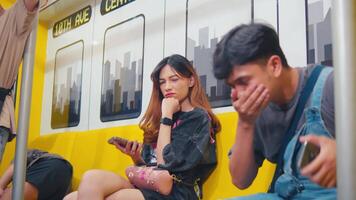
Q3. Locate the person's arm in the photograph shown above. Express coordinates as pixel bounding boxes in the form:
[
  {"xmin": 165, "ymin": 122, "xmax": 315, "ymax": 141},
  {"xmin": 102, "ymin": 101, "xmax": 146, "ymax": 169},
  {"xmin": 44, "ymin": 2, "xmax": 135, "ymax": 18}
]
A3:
[
  {"xmin": 156, "ymin": 122, "xmax": 172, "ymax": 165},
  {"xmin": 156, "ymin": 98, "xmax": 180, "ymax": 165},
  {"xmin": 9, "ymin": 0, "xmax": 39, "ymax": 36},
  {"xmin": 0, "ymin": 164, "xmax": 14, "ymax": 193},
  {"xmin": 229, "ymin": 84, "xmax": 270, "ymax": 189},
  {"xmin": 24, "ymin": 0, "xmax": 39, "ymax": 12},
  {"xmin": 229, "ymin": 121, "xmax": 258, "ymax": 189}
]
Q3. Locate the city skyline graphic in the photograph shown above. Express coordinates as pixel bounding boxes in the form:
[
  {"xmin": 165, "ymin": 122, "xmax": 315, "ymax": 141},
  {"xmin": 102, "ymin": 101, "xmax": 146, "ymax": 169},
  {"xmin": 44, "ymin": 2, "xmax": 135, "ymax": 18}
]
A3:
[
  {"xmin": 307, "ymin": 0, "xmax": 333, "ymax": 66},
  {"xmin": 101, "ymin": 52, "xmax": 143, "ymax": 121},
  {"xmin": 186, "ymin": 0, "xmax": 250, "ymax": 108},
  {"xmin": 51, "ymin": 42, "xmax": 83, "ymax": 129},
  {"xmin": 100, "ymin": 17, "xmax": 144, "ymax": 121},
  {"xmin": 187, "ymin": 26, "xmax": 231, "ymax": 108},
  {"xmin": 186, "ymin": 0, "xmax": 333, "ymax": 109}
]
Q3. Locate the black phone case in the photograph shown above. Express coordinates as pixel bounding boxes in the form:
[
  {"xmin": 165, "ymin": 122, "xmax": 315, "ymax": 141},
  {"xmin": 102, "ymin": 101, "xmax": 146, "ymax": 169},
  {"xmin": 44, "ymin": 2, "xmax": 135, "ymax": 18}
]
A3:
[{"xmin": 108, "ymin": 136, "xmax": 128, "ymax": 147}]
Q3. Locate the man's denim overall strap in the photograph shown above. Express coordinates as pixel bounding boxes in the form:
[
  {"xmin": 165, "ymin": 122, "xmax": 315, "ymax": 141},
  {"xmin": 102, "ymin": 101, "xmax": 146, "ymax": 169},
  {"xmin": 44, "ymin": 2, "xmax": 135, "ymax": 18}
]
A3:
[{"xmin": 274, "ymin": 67, "xmax": 336, "ymax": 200}]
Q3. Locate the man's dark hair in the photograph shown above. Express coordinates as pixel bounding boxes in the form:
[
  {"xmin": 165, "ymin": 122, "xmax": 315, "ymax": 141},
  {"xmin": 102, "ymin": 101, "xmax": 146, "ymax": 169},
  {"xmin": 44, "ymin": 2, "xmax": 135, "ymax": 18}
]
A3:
[{"xmin": 213, "ymin": 23, "xmax": 289, "ymax": 79}]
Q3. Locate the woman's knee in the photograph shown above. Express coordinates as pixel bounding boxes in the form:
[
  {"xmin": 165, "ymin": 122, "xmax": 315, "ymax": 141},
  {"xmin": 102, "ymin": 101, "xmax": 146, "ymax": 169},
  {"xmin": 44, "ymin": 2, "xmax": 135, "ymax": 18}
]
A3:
[
  {"xmin": 105, "ymin": 189, "xmax": 145, "ymax": 200},
  {"xmin": 78, "ymin": 169, "xmax": 129, "ymax": 195},
  {"xmin": 81, "ymin": 169, "xmax": 104, "ymax": 184},
  {"xmin": 63, "ymin": 191, "xmax": 78, "ymax": 200}
]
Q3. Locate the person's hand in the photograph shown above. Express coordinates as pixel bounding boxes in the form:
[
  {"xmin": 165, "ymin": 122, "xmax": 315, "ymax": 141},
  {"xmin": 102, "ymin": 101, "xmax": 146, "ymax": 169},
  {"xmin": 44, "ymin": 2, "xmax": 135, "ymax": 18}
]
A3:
[
  {"xmin": 299, "ymin": 135, "xmax": 337, "ymax": 188},
  {"xmin": 231, "ymin": 84, "xmax": 269, "ymax": 124},
  {"xmin": 0, "ymin": 187, "xmax": 5, "ymax": 198},
  {"xmin": 161, "ymin": 98, "xmax": 180, "ymax": 118},
  {"xmin": 114, "ymin": 140, "xmax": 144, "ymax": 165}
]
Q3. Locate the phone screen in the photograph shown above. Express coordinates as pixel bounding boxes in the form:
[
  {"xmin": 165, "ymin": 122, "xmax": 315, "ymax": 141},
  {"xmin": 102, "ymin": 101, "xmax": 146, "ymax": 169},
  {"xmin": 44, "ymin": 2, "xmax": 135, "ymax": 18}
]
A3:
[{"xmin": 298, "ymin": 141, "xmax": 320, "ymax": 169}]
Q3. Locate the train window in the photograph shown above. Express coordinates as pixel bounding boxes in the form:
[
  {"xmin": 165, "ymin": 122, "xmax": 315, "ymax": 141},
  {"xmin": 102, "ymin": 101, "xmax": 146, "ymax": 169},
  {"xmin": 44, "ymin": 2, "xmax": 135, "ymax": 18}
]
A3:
[
  {"xmin": 100, "ymin": 15, "xmax": 144, "ymax": 122},
  {"xmin": 51, "ymin": 40, "xmax": 84, "ymax": 129},
  {"xmin": 306, "ymin": 0, "xmax": 332, "ymax": 66},
  {"xmin": 186, "ymin": 0, "xmax": 251, "ymax": 108}
]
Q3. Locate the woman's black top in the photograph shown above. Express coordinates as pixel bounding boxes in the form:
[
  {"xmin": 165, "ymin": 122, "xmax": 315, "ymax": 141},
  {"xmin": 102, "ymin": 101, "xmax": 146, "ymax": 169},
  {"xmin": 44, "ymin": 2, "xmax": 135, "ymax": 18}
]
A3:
[{"xmin": 140, "ymin": 107, "xmax": 217, "ymax": 200}]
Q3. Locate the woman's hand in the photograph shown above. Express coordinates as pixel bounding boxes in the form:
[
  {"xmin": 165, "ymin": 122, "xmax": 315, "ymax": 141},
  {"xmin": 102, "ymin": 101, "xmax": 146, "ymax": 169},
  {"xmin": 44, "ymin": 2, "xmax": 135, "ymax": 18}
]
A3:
[
  {"xmin": 299, "ymin": 135, "xmax": 337, "ymax": 188},
  {"xmin": 114, "ymin": 140, "xmax": 144, "ymax": 165},
  {"xmin": 161, "ymin": 98, "xmax": 180, "ymax": 118}
]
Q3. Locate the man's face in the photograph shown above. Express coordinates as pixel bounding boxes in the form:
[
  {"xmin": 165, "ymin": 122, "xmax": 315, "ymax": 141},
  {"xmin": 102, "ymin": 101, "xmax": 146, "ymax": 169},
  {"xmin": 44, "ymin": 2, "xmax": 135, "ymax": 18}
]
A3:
[{"xmin": 226, "ymin": 62, "xmax": 273, "ymax": 99}]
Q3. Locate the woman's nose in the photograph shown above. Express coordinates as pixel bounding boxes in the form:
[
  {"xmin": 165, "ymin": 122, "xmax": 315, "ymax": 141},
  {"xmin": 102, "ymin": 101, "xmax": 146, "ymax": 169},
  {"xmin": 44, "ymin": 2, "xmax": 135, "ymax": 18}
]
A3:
[{"xmin": 165, "ymin": 81, "xmax": 172, "ymax": 90}]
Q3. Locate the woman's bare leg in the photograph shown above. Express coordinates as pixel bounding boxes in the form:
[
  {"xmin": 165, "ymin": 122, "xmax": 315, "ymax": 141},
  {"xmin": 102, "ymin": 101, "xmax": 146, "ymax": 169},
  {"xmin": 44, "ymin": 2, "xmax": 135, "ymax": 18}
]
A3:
[
  {"xmin": 63, "ymin": 191, "xmax": 78, "ymax": 200},
  {"xmin": 105, "ymin": 189, "xmax": 145, "ymax": 200},
  {"xmin": 77, "ymin": 169, "xmax": 133, "ymax": 200}
]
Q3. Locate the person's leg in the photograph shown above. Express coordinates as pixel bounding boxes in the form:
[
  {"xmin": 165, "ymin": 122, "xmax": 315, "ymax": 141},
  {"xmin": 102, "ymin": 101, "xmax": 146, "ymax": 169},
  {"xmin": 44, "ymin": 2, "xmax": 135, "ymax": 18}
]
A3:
[
  {"xmin": 105, "ymin": 188, "xmax": 145, "ymax": 200},
  {"xmin": 293, "ymin": 180, "xmax": 336, "ymax": 200},
  {"xmin": 45, "ymin": 159, "xmax": 73, "ymax": 200},
  {"xmin": 23, "ymin": 182, "xmax": 39, "ymax": 200},
  {"xmin": 63, "ymin": 191, "xmax": 78, "ymax": 200},
  {"xmin": 77, "ymin": 169, "xmax": 133, "ymax": 200},
  {"xmin": 0, "ymin": 127, "xmax": 9, "ymax": 163},
  {"xmin": 225, "ymin": 193, "xmax": 283, "ymax": 200},
  {"xmin": 0, "ymin": 182, "xmax": 38, "ymax": 200},
  {"xmin": 26, "ymin": 158, "xmax": 72, "ymax": 200}
]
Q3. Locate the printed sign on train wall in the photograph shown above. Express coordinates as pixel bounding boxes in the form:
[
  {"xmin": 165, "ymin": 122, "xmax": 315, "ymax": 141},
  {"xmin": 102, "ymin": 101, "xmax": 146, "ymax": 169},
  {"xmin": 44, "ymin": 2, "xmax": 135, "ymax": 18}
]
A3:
[
  {"xmin": 53, "ymin": 6, "xmax": 92, "ymax": 38},
  {"xmin": 100, "ymin": 0, "xmax": 135, "ymax": 15}
]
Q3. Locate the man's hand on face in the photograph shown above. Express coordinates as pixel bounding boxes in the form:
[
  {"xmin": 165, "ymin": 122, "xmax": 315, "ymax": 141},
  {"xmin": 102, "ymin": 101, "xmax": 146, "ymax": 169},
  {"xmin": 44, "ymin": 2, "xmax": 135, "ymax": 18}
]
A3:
[
  {"xmin": 231, "ymin": 84, "xmax": 270, "ymax": 124},
  {"xmin": 299, "ymin": 135, "xmax": 337, "ymax": 188}
]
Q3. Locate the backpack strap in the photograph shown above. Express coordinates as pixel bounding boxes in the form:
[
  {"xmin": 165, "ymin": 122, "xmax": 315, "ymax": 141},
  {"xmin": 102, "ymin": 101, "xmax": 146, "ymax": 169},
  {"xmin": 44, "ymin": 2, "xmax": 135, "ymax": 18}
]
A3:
[{"xmin": 268, "ymin": 65, "xmax": 324, "ymax": 192}]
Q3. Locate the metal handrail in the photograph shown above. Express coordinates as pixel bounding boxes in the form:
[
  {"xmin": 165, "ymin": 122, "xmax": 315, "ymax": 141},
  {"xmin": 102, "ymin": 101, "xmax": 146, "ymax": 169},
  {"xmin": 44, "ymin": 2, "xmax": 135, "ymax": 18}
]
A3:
[
  {"xmin": 11, "ymin": 5, "xmax": 39, "ymax": 200},
  {"xmin": 332, "ymin": 0, "xmax": 356, "ymax": 199}
]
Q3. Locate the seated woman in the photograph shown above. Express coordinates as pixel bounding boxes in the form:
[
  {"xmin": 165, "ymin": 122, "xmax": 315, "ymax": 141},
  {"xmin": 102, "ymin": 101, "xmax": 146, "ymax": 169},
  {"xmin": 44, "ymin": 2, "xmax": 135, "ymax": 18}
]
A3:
[
  {"xmin": 0, "ymin": 149, "xmax": 73, "ymax": 200},
  {"xmin": 64, "ymin": 54, "xmax": 221, "ymax": 200}
]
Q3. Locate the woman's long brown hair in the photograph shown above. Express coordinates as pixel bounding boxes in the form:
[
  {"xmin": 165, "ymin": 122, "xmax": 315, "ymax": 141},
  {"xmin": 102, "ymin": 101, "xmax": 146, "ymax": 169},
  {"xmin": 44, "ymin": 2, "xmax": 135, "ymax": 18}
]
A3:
[{"xmin": 139, "ymin": 54, "xmax": 221, "ymax": 144}]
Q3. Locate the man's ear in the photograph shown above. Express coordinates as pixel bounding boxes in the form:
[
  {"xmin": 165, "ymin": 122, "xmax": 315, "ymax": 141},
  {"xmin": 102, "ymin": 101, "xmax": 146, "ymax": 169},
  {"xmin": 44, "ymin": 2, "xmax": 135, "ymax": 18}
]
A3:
[
  {"xmin": 189, "ymin": 76, "xmax": 195, "ymax": 87},
  {"xmin": 267, "ymin": 55, "xmax": 283, "ymax": 78}
]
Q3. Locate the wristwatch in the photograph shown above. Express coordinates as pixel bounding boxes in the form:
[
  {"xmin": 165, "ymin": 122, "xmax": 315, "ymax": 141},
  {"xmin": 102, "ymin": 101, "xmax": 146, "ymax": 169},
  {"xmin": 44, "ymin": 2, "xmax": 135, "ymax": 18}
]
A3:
[{"xmin": 160, "ymin": 117, "xmax": 173, "ymax": 126}]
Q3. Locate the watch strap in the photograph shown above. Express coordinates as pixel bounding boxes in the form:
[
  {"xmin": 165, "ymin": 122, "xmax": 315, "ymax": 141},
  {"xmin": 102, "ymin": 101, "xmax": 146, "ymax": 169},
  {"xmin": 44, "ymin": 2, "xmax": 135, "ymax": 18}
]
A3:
[{"xmin": 160, "ymin": 117, "xmax": 173, "ymax": 126}]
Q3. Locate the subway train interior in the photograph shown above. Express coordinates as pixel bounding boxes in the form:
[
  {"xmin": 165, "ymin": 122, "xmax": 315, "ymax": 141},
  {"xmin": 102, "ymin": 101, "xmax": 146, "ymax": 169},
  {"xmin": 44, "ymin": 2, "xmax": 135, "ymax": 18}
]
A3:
[{"xmin": 2, "ymin": 0, "xmax": 351, "ymax": 199}]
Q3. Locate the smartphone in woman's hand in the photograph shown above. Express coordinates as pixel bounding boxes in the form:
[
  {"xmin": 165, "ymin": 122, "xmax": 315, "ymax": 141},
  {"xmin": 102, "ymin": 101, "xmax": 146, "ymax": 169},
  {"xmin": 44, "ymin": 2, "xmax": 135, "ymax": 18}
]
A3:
[{"xmin": 108, "ymin": 136, "xmax": 128, "ymax": 148}]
